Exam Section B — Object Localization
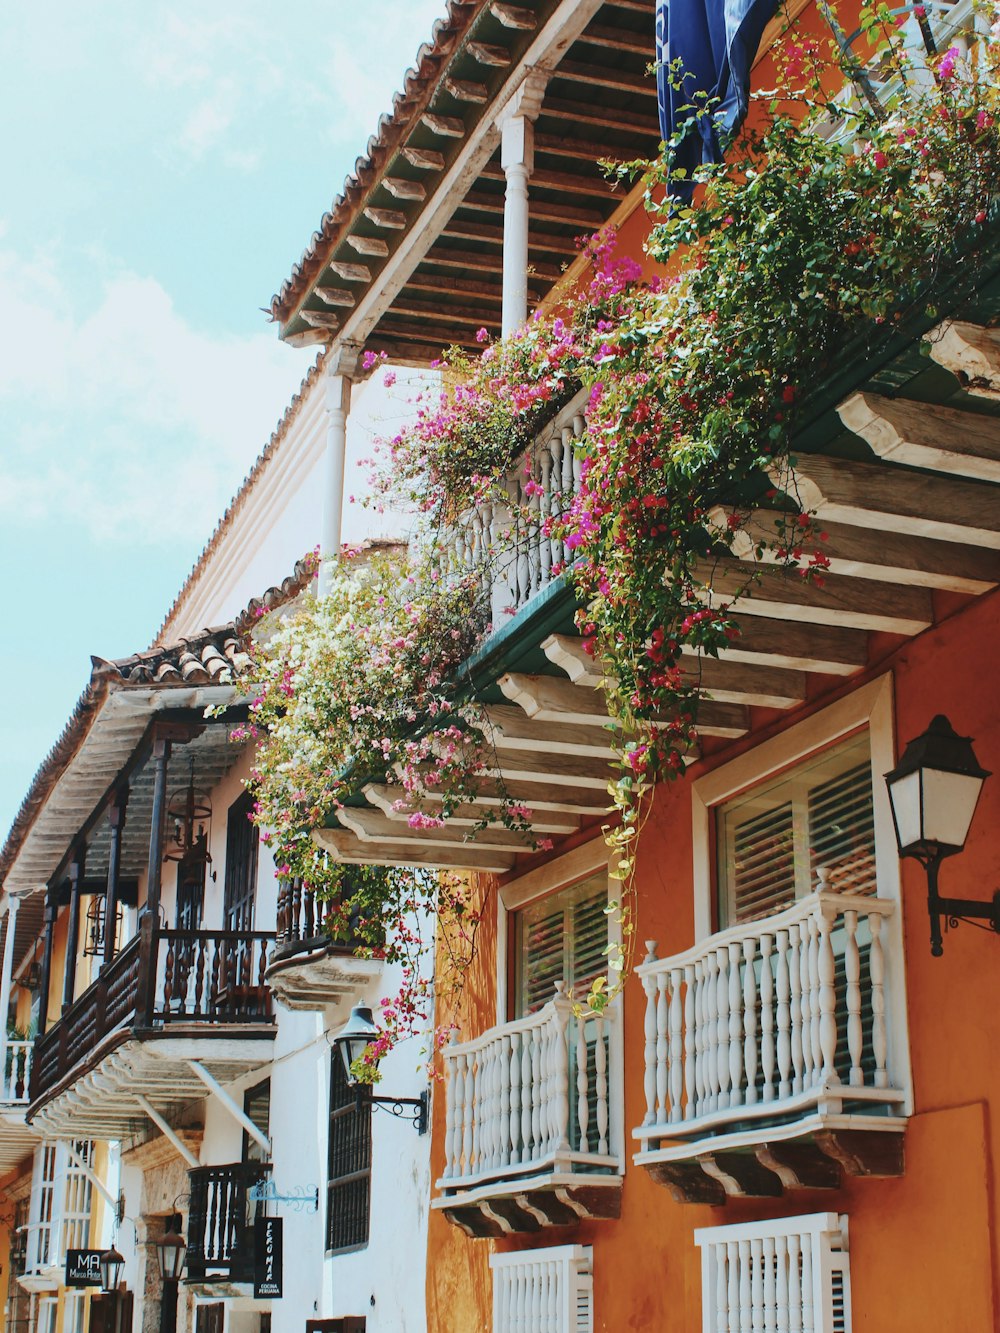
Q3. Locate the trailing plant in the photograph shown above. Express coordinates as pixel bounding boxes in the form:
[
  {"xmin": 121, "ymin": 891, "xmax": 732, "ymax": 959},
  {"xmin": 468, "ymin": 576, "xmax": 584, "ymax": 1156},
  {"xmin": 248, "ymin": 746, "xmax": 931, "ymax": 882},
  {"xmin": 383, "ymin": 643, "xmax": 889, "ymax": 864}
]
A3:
[{"xmin": 242, "ymin": 6, "xmax": 1000, "ymax": 1047}]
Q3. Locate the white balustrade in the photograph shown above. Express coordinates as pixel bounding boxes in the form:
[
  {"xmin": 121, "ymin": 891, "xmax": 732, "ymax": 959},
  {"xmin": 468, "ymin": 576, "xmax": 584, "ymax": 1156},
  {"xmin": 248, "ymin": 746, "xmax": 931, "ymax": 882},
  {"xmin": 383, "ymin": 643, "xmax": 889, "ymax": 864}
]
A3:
[
  {"xmin": 2, "ymin": 1039, "xmax": 32, "ymax": 1103},
  {"xmin": 439, "ymin": 981, "xmax": 618, "ymax": 1189},
  {"xmin": 440, "ymin": 391, "xmax": 589, "ymax": 625},
  {"xmin": 636, "ymin": 893, "xmax": 903, "ymax": 1143}
]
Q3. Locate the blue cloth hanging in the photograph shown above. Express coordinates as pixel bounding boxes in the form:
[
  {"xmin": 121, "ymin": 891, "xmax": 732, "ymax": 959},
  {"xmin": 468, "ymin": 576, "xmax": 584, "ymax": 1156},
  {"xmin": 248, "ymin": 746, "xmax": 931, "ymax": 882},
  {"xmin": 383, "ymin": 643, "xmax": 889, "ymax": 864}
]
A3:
[{"xmin": 656, "ymin": 0, "xmax": 780, "ymax": 196}]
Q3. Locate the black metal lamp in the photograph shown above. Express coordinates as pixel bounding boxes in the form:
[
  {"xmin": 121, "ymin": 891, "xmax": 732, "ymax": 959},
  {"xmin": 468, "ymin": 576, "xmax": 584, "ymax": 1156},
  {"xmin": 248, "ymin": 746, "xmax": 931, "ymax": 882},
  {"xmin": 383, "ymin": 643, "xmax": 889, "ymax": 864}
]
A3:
[
  {"xmin": 885, "ymin": 715, "xmax": 999, "ymax": 956},
  {"xmin": 99, "ymin": 1244, "xmax": 125, "ymax": 1293},
  {"xmin": 331, "ymin": 1005, "xmax": 428, "ymax": 1134},
  {"xmin": 154, "ymin": 1217, "xmax": 187, "ymax": 1282}
]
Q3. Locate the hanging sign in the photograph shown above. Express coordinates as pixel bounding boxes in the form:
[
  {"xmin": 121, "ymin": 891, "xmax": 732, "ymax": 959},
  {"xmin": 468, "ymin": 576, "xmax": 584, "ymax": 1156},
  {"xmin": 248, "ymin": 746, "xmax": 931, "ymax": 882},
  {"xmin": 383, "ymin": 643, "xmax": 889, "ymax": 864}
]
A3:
[
  {"xmin": 254, "ymin": 1216, "xmax": 283, "ymax": 1299},
  {"xmin": 65, "ymin": 1249, "xmax": 104, "ymax": 1287}
]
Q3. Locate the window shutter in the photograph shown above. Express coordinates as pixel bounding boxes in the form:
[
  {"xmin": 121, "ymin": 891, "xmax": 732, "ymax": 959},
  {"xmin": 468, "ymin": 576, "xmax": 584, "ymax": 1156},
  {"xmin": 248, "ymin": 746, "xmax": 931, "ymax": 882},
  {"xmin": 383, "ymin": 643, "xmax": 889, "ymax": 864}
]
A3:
[
  {"xmin": 809, "ymin": 762, "xmax": 876, "ymax": 896},
  {"xmin": 516, "ymin": 874, "xmax": 608, "ymax": 1016},
  {"xmin": 327, "ymin": 1054, "xmax": 372, "ymax": 1253},
  {"xmin": 730, "ymin": 802, "xmax": 797, "ymax": 922}
]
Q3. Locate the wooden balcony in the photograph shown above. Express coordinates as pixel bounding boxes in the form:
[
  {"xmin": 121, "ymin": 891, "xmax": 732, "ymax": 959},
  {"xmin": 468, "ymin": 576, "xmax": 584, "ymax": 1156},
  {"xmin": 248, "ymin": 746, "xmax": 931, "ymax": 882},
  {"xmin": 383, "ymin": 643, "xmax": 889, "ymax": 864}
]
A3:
[
  {"xmin": 265, "ymin": 880, "xmax": 382, "ymax": 1013},
  {"xmin": 186, "ymin": 1161, "xmax": 270, "ymax": 1287},
  {"xmin": 0, "ymin": 1040, "xmax": 38, "ymax": 1173},
  {"xmin": 28, "ymin": 920, "xmax": 276, "ymax": 1140},
  {"xmin": 434, "ymin": 983, "xmax": 622, "ymax": 1238},
  {"xmin": 633, "ymin": 893, "xmax": 908, "ymax": 1204}
]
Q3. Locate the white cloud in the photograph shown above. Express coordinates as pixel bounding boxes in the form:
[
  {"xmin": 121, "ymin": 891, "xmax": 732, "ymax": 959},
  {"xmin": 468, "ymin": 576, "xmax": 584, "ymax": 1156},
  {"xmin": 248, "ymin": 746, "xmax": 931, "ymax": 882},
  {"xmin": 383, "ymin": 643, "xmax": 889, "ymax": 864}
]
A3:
[{"xmin": 0, "ymin": 243, "xmax": 311, "ymax": 546}]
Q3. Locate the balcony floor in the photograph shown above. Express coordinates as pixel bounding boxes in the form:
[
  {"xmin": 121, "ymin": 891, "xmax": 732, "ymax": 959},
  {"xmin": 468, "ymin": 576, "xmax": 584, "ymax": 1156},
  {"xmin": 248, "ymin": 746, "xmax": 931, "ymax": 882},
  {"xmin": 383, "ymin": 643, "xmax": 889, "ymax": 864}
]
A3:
[
  {"xmin": 634, "ymin": 1110, "xmax": 906, "ymax": 1205},
  {"xmin": 0, "ymin": 1104, "xmax": 37, "ymax": 1174},
  {"xmin": 265, "ymin": 943, "xmax": 383, "ymax": 1013},
  {"xmin": 433, "ymin": 1168, "xmax": 623, "ymax": 1239},
  {"xmin": 28, "ymin": 1027, "xmax": 275, "ymax": 1140}
]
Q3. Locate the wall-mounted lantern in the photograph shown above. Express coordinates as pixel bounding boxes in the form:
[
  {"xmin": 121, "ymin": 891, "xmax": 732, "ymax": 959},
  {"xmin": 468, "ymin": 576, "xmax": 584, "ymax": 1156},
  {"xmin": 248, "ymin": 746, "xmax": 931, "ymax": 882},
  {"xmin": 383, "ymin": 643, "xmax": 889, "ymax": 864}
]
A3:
[
  {"xmin": 885, "ymin": 714, "xmax": 1000, "ymax": 955},
  {"xmin": 99, "ymin": 1245, "xmax": 125, "ymax": 1294},
  {"xmin": 332, "ymin": 1005, "xmax": 428, "ymax": 1134}
]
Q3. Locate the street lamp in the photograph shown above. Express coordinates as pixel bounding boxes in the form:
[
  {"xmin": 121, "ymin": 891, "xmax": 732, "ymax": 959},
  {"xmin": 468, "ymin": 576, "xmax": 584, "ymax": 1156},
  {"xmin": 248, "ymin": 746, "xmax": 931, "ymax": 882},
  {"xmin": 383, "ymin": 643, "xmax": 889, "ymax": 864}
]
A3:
[
  {"xmin": 885, "ymin": 714, "xmax": 999, "ymax": 955},
  {"xmin": 99, "ymin": 1245, "xmax": 125, "ymax": 1294},
  {"xmin": 154, "ymin": 1217, "xmax": 187, "ymax": 1283},
  {"xmin": 331, "ymin": 1005, "xmax": 428, "ymax": 1134}
]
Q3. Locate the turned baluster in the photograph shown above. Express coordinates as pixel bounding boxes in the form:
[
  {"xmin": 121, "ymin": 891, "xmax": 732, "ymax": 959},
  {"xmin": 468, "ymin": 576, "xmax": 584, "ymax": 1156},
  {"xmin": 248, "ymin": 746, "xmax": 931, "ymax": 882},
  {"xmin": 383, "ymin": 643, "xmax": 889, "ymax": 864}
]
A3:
[
  {"xmin": 693, "ymin": 958, "xmax": 706, "ymax": 1119},
  {"xmin": 530, "ymin": 1023, "xmax": 543, "ymax": 1158},
  {"xmin": 797, "ymin": 922, "xmax": 813, "ymax": 1089},
  {"xmin": 276, "ymin": 883, "xmax": 288, "ymax": 943},
  {"xmin": 817, "ymin": 903, "xmax": 840, "ymax": 1088},
  {"xmin": 641, "ymin": 945, "xmax": 658, "ymax": 1125},
  {"xmin": 462, "ymin": 1052, "xmax": 475, "ymax": 1177},
  {"xmin": 576, "ymin": 1013, "xmax": 590, "ymax": 1152},
  {"xmin": 656, "ymin": 970, "xmax": 670, "ymax": 1124},
  {"xmin": 728, "ymin": 941, "xmax": 743, "ymax": 1109},
  {"xmin": 572, "ymin": 415, "xmax": 586, "ymax": 496},
  {"xmin": 760, "ymin": 934, "xmax": 775, "ymax": 1103},
  {"xmin": 743, "ymin": 937, "xmax": 759, "ymax": 1106},
  {"xmin": 870, "ymin": 912, "xmax": 889, "ymax": 1089},
  {"xmin": 775, "ymin": 929, "xmax": 792, "ymax": 1101},
  {"xmin": 163, "ymin": 938, "xmax": 175, "ymax": 1013},
  {"xmin": 807, "ymin": 914, "xmax": 823, "ymax": 1083},
  {"xmin": 499, "ymin": 1033, "xmax": 512, "ymax": 1168},
  {"xmin": 762, "ymin": 1235, "xmax": 777, "ymax": 1333},
  {"xmin": 443, "ymin": 1040, "xmax": 458, "ymax": 1177},
  {"xmin": 668, "ymin": 968, "xmax": 683, "ymax": 1123},
  {"xmin": 509, "ymin": 1031, "xmax": 522, "ymax": 1164},
  {"xmin": 704, "ymin": 948, "xmax": 720, "ymax": 1114},
  {"xmin": 716, "ymin": 946, "xmax": 731, "ymax": 1110},
  {"xmin": 470, "ymin": 1052, "xmax": 482, "ymax": 1174},
  {"xmin": 528, "ymin": 456, "xmax": 543, "ymax": 596},
  {"xmin": 595, "ymin": 1015, "xmax": 609, "ymax": 1156},
  {"xmin": 547, "ymin": 433, "xmax": 562, "ymax": 568},
  {"xmin": 551, "ymin": 986, "xmax": 571, "ymax": 1152},
  {"xmin": 304, "ymin": 885, "xmax": 316, "ymax": 940},
  {"xmin": 683, "ymin": 962, "xmax": 696, "ymax": 1121},
  {"xmin": 789, "ymin": 925, "xmax": 804, "ymax": 1095},
  {"xmin": 521, "ymin": 1026, "xmax": 533, "ymax": 1161}
]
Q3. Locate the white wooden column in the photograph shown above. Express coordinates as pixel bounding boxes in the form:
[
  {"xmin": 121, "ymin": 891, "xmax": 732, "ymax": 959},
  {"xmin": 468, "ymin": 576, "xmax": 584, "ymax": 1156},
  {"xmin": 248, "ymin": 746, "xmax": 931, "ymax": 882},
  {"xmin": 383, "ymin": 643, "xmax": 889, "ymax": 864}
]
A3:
[
  {"xmin": 0, "ymin": 896, "xmax": 20, "ymax": 1080},
  {"xmin": 496, "ymin": 74, "xmax": 548, "ymax": 338},
  {"xmin": 319, "ymin": 342, "xmax": 361, "ymax": 597}
]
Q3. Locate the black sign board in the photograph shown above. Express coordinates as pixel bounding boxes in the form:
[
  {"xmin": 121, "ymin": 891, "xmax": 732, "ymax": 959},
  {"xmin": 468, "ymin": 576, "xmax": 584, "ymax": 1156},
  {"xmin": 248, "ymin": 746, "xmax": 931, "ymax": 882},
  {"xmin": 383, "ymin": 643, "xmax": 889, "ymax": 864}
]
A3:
[
  {"xmin": 66, "ymin": 1248, "xmax": 104, "ymax": 1287},
  {"xmin": 254, "ymin": 1216, "xmax": 283, "ymax": 1299}
]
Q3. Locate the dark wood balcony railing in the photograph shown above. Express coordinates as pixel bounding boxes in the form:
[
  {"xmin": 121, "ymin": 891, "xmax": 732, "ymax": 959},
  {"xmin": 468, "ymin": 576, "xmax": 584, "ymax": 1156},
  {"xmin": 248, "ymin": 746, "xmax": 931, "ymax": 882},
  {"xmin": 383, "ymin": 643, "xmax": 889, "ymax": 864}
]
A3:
[
  {"xmin": 273, "ymin": 879, "xmax": 375, "ymax": 961},
  {"xmin": 186, "ymin": 1161, "xmax": 270, "ymax": 1283},
  {"xmin": 31, "ymin": 920, "xmax": 275, "ymax": 1103}
]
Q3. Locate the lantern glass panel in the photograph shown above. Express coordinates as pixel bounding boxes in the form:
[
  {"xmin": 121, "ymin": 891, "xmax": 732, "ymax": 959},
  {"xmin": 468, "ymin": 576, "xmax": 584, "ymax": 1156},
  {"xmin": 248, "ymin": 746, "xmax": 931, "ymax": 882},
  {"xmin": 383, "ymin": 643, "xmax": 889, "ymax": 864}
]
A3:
[
  {"xmin": 888, "ymin": 769, "xmax": 923, "ymax": 853},
  {"xmin": 921, "ymin": 768, "xmax": 985, "ymax": 851}
]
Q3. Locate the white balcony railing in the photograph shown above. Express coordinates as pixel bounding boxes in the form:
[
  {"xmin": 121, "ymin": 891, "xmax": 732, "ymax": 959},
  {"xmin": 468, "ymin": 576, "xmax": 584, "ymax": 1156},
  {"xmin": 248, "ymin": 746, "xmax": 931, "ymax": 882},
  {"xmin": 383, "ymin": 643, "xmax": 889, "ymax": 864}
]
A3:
[
  {"xmin": 442, "ymin": 392, "xmax": 587, "ymax": 625},
  {"xmin": 2, "ymin": 1039, "xmax": 32, "ymax": 1103},
  {"xmin": 439, "ymin": 982, "xmax": 619, "ymax": 1192},
  {"xmin": 634, "ymin": 892, "xmax": 906, "ymax": 1148}
]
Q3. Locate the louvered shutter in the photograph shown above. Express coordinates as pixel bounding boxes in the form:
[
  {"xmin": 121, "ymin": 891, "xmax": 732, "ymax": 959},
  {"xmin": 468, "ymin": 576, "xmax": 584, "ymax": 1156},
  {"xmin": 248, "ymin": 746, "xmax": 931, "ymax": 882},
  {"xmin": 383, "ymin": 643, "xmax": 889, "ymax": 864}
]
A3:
[
  {"xmin": 515, "ymin": 874, "xmax": 608, "ymax": 1017},
  {"xmin": 718, "ymin": 735, "xmax": 875, "ymax": 927}
]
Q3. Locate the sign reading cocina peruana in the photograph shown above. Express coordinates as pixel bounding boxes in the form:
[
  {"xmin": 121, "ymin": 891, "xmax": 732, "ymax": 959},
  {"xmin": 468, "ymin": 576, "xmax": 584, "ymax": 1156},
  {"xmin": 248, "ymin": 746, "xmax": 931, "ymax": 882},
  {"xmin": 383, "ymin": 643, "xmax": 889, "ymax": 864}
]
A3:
[
  {"xmin": 65, "ymin": 1249, "xmax": 104, "ymax": 1287},
  {"xmin": 254, "ymin": 1216, "xmax": 283, "ymax": 1299}
]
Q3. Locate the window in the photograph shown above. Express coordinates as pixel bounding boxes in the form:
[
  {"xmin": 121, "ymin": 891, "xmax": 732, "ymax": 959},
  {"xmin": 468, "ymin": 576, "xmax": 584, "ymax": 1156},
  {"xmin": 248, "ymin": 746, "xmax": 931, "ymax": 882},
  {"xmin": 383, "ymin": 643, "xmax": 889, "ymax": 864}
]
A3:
[
  {"xmin": 242, "ymin": 1079, "xmax": 271, "ymax": 1165},
  {"xmin": 62, "ymin": 1293, "xmax": 86, "ymax": 1333},
  {"xmin": 224, "ymin": 790, "xmax": 259, "ymax": 932},
  {"xmin": 194, "ymin": 1305, "xmax": 224, "ymax": 1333},
  {"xmin": 694, "ymin": 1213, "xmax": 851, "ymax": 1333},
  {"xmin": 491, "ymin": 1245, "xmax": 593, "ymax": 1333},
  {"xmin": 513, "ymin": 872, "xmax": 608, "ymax": 1017},
  {"xmin": 717, "ymin": 732, "xmax": 876, "ymax": 927},
  {"xmin": 327, "ymin": 1052, "xmax": 371, "ymax": 1254},
  {"xmin": 61, "ymin": 1140, "xmax": 95, "ymax": 1255}
]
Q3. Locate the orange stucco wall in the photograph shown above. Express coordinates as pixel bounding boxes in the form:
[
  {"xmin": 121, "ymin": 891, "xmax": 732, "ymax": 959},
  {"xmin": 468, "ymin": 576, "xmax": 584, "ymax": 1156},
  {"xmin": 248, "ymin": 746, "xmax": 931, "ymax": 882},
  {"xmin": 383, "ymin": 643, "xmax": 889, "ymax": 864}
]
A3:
[{"xmin": 426, "ymin": 572, "xmax": 1000, "ymax": 1333}]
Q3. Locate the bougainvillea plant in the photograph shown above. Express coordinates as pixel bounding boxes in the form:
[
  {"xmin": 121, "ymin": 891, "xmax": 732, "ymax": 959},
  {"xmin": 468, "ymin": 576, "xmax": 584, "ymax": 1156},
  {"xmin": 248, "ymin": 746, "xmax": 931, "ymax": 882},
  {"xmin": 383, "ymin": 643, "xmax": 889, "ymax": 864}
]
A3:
[{"xmin": 241, "ymin": 7, "xmax": 1000, "ymax": 1054}]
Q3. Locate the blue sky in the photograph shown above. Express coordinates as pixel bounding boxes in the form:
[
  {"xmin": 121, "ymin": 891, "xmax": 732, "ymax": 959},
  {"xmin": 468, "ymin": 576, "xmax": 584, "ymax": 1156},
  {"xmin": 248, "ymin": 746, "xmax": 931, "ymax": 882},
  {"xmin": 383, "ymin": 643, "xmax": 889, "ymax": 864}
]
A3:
[{"xmin": 0, "ymin": 1, "xmax": 445, "ymax": 839}]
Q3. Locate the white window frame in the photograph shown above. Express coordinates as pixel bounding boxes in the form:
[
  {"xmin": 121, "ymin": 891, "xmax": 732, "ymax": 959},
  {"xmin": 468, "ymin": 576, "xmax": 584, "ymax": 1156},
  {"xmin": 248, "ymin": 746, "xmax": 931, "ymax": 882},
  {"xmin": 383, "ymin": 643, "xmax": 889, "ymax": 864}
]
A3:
[
  {"xmin": 491, "ymin": 1243, "xmax": 593, "ymax": 1333},
  {"xmin": 497, "ymin": 837, "xmax": 624, "ymax": 1165},
  {"xmin": 694, "ymin": 1212, "xmax": 851, "ymax": 1333},
  {"xmin": 690, "ymin": 674, "xmax": 912, "ymax": 1114}
]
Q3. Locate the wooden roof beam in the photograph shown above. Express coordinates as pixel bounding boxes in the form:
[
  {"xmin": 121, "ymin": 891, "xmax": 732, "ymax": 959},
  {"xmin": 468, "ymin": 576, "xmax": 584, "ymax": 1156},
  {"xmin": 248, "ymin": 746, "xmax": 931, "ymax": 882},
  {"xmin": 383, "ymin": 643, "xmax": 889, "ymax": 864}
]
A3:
[
  {"xmin": 479, "ymin": 161, "xmax": 620, "ymax": 199},
  {"xmin": 483, "ymin": 704, "xmax": 616, "ymax": 757},
  {"xmin": 578, "ymin": 23, "xmax": 653, "ymax": 55},
  {"xmin": 720, "ymin": 506, "xmax": 1000, "ymax": 594},
  {"xmin": 705, "ymin": 617, "xmax": 868, "ymax": 675},
  {"xmin": 554, "ymin": 59, "xmax": 658, "ymax": 98},
  {"xmin": 461, "ymin": 190, "xmax": 607, "ymax": 229},
  {"xmin": 362, "ymin": 784, "xmax": 580, "ymax": 835},
  {"xmin": 337, "ymin": 807, "xmax": 534, "ymax": 853},
  {"xmin": 499, "ymin": 673, "xmax": 750, "ymax": 737},
  {"xmin": 773, "ymin": 455, "xmax": 1000, "ymax": 548},
  {"xmin": 313, "ymin": 827, "xmax": 515, "ymax": 873},
  {"xmin": 542, "ymin": 633, "xmax": 808, "ymax": 710},
  {"xmin": 839, "ymin": 390, "xmax": 1000, "ymax": 483},
  {"xmin": 927, "ymin": 320, "xmax": 1000, "ymax": 396},
  {"xmin": 691, "ymin": 560, "xmax": 932, "ymax": 636},
  {"xmin": 398, "ymin": 770, "xmax": 610, "ymax": 816}
]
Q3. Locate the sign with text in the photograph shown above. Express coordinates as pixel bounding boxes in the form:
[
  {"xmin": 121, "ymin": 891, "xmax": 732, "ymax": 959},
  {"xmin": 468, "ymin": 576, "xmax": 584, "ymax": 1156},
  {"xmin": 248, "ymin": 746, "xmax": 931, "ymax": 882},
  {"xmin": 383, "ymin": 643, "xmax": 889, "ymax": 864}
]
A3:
[
  {"xmin": 254, "ymin": 1216, "xmax": 283, "ymax": 1299},
  {"xmin": 65, "ymin": 1249, "xmax": 104, "ymax": 1287}
]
